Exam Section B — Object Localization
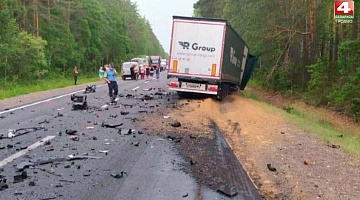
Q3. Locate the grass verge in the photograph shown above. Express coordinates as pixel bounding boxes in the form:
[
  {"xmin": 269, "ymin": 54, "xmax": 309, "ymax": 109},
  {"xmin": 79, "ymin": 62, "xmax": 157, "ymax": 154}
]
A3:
[
  {"xmin": 0, "ymin": 76, "xmax": 99, "ymax": 100},
  {"xmin": 241, "ymin": 89, "xmax": 360, "ymax": 158}
]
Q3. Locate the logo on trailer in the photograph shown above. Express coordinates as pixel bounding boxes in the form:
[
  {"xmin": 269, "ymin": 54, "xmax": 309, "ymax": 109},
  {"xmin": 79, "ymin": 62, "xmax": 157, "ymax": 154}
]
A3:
[
  {"xmin": 178, "ymin": 41, "xmax": 216, "ymax": 52},
  {"xmin": 179, "ymin": 41, "xmax": 190, "ymax": 49},
  {"xmin": 334, "ymin": 0, "xmax": 354, "ymax": 23}
]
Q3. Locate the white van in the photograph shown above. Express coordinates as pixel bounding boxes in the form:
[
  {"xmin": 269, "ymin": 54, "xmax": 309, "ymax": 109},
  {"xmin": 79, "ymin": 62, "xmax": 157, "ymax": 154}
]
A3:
[{"xmin": 122, "ymin": 62, "xmax": 138, "ymax": 80}]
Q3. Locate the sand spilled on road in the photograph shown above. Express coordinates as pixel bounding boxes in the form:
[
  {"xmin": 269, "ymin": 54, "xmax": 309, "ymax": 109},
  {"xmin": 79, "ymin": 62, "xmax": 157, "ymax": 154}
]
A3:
[{"xmin": 166, "ymin": 94, "xmax": 360, "ymax": 200}]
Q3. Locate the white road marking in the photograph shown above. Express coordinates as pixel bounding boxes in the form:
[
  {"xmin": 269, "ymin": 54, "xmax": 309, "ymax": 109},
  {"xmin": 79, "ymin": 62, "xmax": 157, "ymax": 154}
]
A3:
[
  {"xmin": 144, "ymin": 81, "xmax": 149, "ymax": 84},
  {"xmin": 100, "ymin": 97, "xmax": 120, "ymax": 109},
  {"xmin": 0, "ymin": 84, "xmax": 107, "ymax": 115},
  {"xmin": 0, "ymin": 135, "xmax": 56, "ymax": 168},
  {"xmin": 132, "ymin": 86, "xmax": 140, "ymax": 91}
]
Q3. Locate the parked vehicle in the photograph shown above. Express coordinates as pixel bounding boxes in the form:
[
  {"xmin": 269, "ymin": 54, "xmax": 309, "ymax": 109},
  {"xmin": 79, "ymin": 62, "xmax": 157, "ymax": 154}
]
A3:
[
  {"xmin": 160, "ymin": 59, "xmax": 167, "ymax": 71},
  {"xmin": 167, "ymin": 16, "xmax": 258, "ymax": 100},
  {"xmin": 122, "ymin": 62, "xmax": 138, "ymax": 80},
  {"xmin": 131, "ymin": 57, "xmax": 149, "ymax": 73},
  {"xmin": 150, "ymin": 56, "xmax": 161, "ymax": 71}
]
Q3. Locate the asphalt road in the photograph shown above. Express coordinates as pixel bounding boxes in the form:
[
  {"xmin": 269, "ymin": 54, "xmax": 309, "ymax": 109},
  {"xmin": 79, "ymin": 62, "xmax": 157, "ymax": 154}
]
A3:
[{"xmin": 0, "ymin": 73, "xmax": 262, "ymax": 200}]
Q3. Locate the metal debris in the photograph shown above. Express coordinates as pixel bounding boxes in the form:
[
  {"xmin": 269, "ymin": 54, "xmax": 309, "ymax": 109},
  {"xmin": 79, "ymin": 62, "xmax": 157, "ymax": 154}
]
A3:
[
  {"xmin": 84, "ymin": 85, "xmax": 96, "ymax": 93},
  {"xmin": 217, "ymin": 185, "xmax": 238, "ymax": 197},
  {"xmin": 101, "ymin": 122, "xmax": 123, "ymax": 128},
  {"xmin": 0, "ymin": 178, "xmax": 8, "ymax": 191},
  {"xmin": 111, "ymin": 171, "xmax": 127, "ymax": 179},
  {"xmin": 267, "ymin": 164, "xmax": 277, "ymax": 172},
  {"xmin": 16, "ymin": 161, "xmax": 35, "ymax": 171},
  {"xmin": 171, "ymin": 121, "xmax": 181, "ymax": 128},
  {"xmin": 120, "ymin": 111, "xmax": 129, "ymax": 115},
  {"xmin": 0, "ymin": 127, "xmax": 45, "ymax": 140},
  {"xmin": 65, "ymin": 129, "xmax": 77, "ymax": 135},
  {"xmin": 13, "ymin": 171, "xmax": 28, "ymax": 183},
  {"xmin": 70, "ymin": 94, "xmax": 88, "ymax": 110}
]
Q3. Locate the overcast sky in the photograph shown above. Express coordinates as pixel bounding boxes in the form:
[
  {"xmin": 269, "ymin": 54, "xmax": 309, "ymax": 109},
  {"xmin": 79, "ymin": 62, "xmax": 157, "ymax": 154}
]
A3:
[{"xmin": 130, "ymin": 0, "xmax": 197, "ymax": 54}]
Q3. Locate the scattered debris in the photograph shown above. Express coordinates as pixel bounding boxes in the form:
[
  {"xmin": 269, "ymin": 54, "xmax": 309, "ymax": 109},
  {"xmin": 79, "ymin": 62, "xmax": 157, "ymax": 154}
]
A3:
[
  {"xmin": 84, "ymin": 85, "xmax": 96, "ymax": 93},
  {"xmin": 280, "ymin": 131, "xmax": 285, "ymax": 134},
  {"xmin": 132, "ymin": 142, "xmax": 140, "ymax": 147},
  {"xmin": 92, "ymin": 136, "xmax": 98, "ymax": 140},
  {"xmin": 0, "ymin": 178, "xmax": 8, "ymax": 191},
  {"xmin": 138, "ymin": 110, "xmax": 148, "ymax": 114},
  {"xmin": 267, "ymin": 164, "xmax": 277, "ymax": 172},
  {"xmin": 163, "ymin": 116, "xmax": 170, "ymax": 119},
  {"xmin": 304, "ymin": 160, "xmax": 311, "ymax": 165},
  {"xmin": 101, "ymin": 122, "xmax": 123, "ymax": 128},
  {"xmin": 54, "ymin": 183, "xmax": 63, "ymax": 188},
  {"xmin": 59, "ymin": 179, "xmax": 75, "ymax": 183},
  {"xmin": 83, "ymin": 173, "xmax": 91, "ymax": 177},
  {"xmin": 54, "ymin": 113, "xmax": 64, "ymax": 118},
  {"xmin": 29, "ymin": 181, "xmax": 36, "ymax": 186},
  {"xmin": 14, "ymin": 190, "xmax": 23, "ymax": 195},
  {"xmin": 13, "ymin": 171, "xmax": 28, "ymax": 183},
  {"xmin": 0, "ymin": 127, "xmax": 45, "ymax": 140},
  {"xmin": 111, "ymin": 171, "xmax": 127, "ymax": 179},
  {"xmin": 328, "ymin": 144, "xmax": 340, "ymax": 149},
  {"xmin": 138, "ymin": 131, "xmax": 144, "ymax": 135},
  {"xmin": 16, "ymin": 162, "xmax": 35, "ymax": 171},
  {"xmin": 125, "ymin": 94, "xmax": 133, "ymax": 98},
  {"xmin": 86, "ymin": 127, "xmax": 94, "ymax": 130},
  {"xmin": 69, "ymin": 136, "xmax": 79, "ymax": 141},
  {"xmin": 70, "ymin": 94, "xmax": 88, "ymax": 110},
  {"xmin": 143, "ymin": 88, "xmax": 153, "ymax": 91},
  {"xmin": 189, "ymin": 135, "xmax": 197, "ymax": 139},
  {"xmin": 65, "ymin": 129, "xmax": 77, "ymax": 135},
  {"xmin": 141, "ymin": 95, "xmax": 154, "ymax": 101},
  {"xmin": 38, "ymin": 119, "xmax": 50, "ymax": 125},
  {"xmin": 171, "ymin": 121, "xmax": 181, "ymax": 128},
  {"xmin": 182, "ymin": 193, "xmax": 188, "ymax": 197},
  {"xmin": 120, "ymin": 111, "xmax": 129, "ymax": 115},
  {"xmin": 190, "ymin": 159, "xmax": 196, "ymax": 165},
  {"xmin": 98, "ymin": 150, "xmax": 109, "ymax": 154},
  {"xmin": 67, "ymin": 155, "xmax": 102, "ymax": 161},
  {"xmin": 217, "ymin": 185, "xmax": 238, "ymax": 197}
]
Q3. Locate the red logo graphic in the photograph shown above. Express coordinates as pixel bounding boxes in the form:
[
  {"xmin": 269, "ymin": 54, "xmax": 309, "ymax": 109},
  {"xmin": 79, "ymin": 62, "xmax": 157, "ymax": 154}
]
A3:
[{"xmin": 334, "ymin": 0, "xmax": 354, "ymax": 15}]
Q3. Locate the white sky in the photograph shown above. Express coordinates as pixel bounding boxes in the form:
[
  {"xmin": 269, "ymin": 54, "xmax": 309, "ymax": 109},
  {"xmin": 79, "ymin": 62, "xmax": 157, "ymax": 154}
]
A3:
[{"xmin": 130, "ymin": 0, "xmax": 197, "ymax": 54}]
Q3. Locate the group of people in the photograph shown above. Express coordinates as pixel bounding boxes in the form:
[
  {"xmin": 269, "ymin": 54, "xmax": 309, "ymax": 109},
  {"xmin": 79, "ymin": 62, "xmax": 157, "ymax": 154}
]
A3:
[
  {"xmin": 128, "ymin": 64, "xmax": 161, "ymax": 81},
  {"xmin": 73, "ymin": 62, "xmax": 160, "ymax": 103}
]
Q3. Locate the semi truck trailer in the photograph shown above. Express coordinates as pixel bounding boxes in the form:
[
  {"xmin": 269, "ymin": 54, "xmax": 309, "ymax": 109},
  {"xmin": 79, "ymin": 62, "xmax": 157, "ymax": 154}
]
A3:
[{"xmin": 167, "ymin": 16, "xmax": 258, "ymax": 100}]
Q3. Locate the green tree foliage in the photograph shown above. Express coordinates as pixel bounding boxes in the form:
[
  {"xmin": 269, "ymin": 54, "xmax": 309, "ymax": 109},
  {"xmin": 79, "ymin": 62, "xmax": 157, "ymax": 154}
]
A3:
[
  {"xmin": 194, "ymin": 0, "xmax": 360, "ymax": 119},
  {"xmin": 0, "ymin": 0, "xmax": 165, "ymax": 83}
]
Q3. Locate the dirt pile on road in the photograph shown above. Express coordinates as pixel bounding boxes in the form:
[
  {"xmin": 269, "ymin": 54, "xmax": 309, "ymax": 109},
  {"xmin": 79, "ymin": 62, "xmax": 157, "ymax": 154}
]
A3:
[{"xmin": 140, "ymin": 94, "xmax": 360, "ymax": 200}]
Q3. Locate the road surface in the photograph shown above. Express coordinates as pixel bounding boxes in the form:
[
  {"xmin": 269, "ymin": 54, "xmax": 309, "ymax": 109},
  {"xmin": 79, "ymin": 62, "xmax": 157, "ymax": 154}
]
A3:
[{"xmin": 0, "ymin": 73, "xmax": 262, "ymax": 200}]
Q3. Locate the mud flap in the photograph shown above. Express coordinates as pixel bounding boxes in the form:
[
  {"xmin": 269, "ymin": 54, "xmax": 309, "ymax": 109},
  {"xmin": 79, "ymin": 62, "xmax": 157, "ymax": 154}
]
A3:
[{"xmin": 239, "ymin": 54, "xmax": 258, "ymax": 90}]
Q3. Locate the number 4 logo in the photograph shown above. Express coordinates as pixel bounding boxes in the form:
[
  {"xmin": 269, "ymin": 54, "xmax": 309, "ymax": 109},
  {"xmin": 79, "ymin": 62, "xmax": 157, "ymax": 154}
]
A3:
[{"xmin": 334, "ymin": 1, "xmax": 354, "ymax": 15}]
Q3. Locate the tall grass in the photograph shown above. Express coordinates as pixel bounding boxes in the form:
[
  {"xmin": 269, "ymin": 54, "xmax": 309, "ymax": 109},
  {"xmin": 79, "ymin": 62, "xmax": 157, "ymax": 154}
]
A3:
[
  {"xmin": 241, "ymin": 90, "xmax": 360, "ymax": 158},
  {"xmin": 0, "ymin": 75, "xmax": 99, "ymax": 100}
]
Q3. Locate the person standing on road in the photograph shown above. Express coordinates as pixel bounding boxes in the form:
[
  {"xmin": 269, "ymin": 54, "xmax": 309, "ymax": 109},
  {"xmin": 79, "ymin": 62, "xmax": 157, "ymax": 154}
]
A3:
[
  {"xmin": 134, "ymin": 64, "xmax": 139, "ymax": 81},
  {"xmin": 140, "ymin": 65, "xmax": 145, "ymax": 80},
  {"xmin": 130, "ymin": 64, "xmax": 135, "ymax": 80},
  {"xmin": 155, "ymin": 63, "xmax": 160, "ymax": 81},
  {"xmin": 145, "ymin": 66, "xmax": 150, "ymax": 80},
  {"xmin": 103, "ymin": 64, "xmax": 118, "ymax": 103},
  {"xmin": 73, "ymin": 66, "xmax": 79, "ymax": 85},
  {"xmin": 99, "ymin": 66, "xmax": 105, "ymax": 80}
]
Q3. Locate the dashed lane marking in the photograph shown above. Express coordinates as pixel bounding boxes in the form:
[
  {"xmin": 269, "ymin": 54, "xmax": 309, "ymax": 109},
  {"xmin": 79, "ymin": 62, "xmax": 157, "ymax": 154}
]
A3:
[
  {"xmin": 132, "ymin": 86, "xmax": 140, "ymax": 91},
  {"xmin": 0, "ymin": 136, "xmax": 56, "ymax": 168},
  {"xmin": 0, "ymin": 84, "xmax": 107, "ymax": 115}
]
